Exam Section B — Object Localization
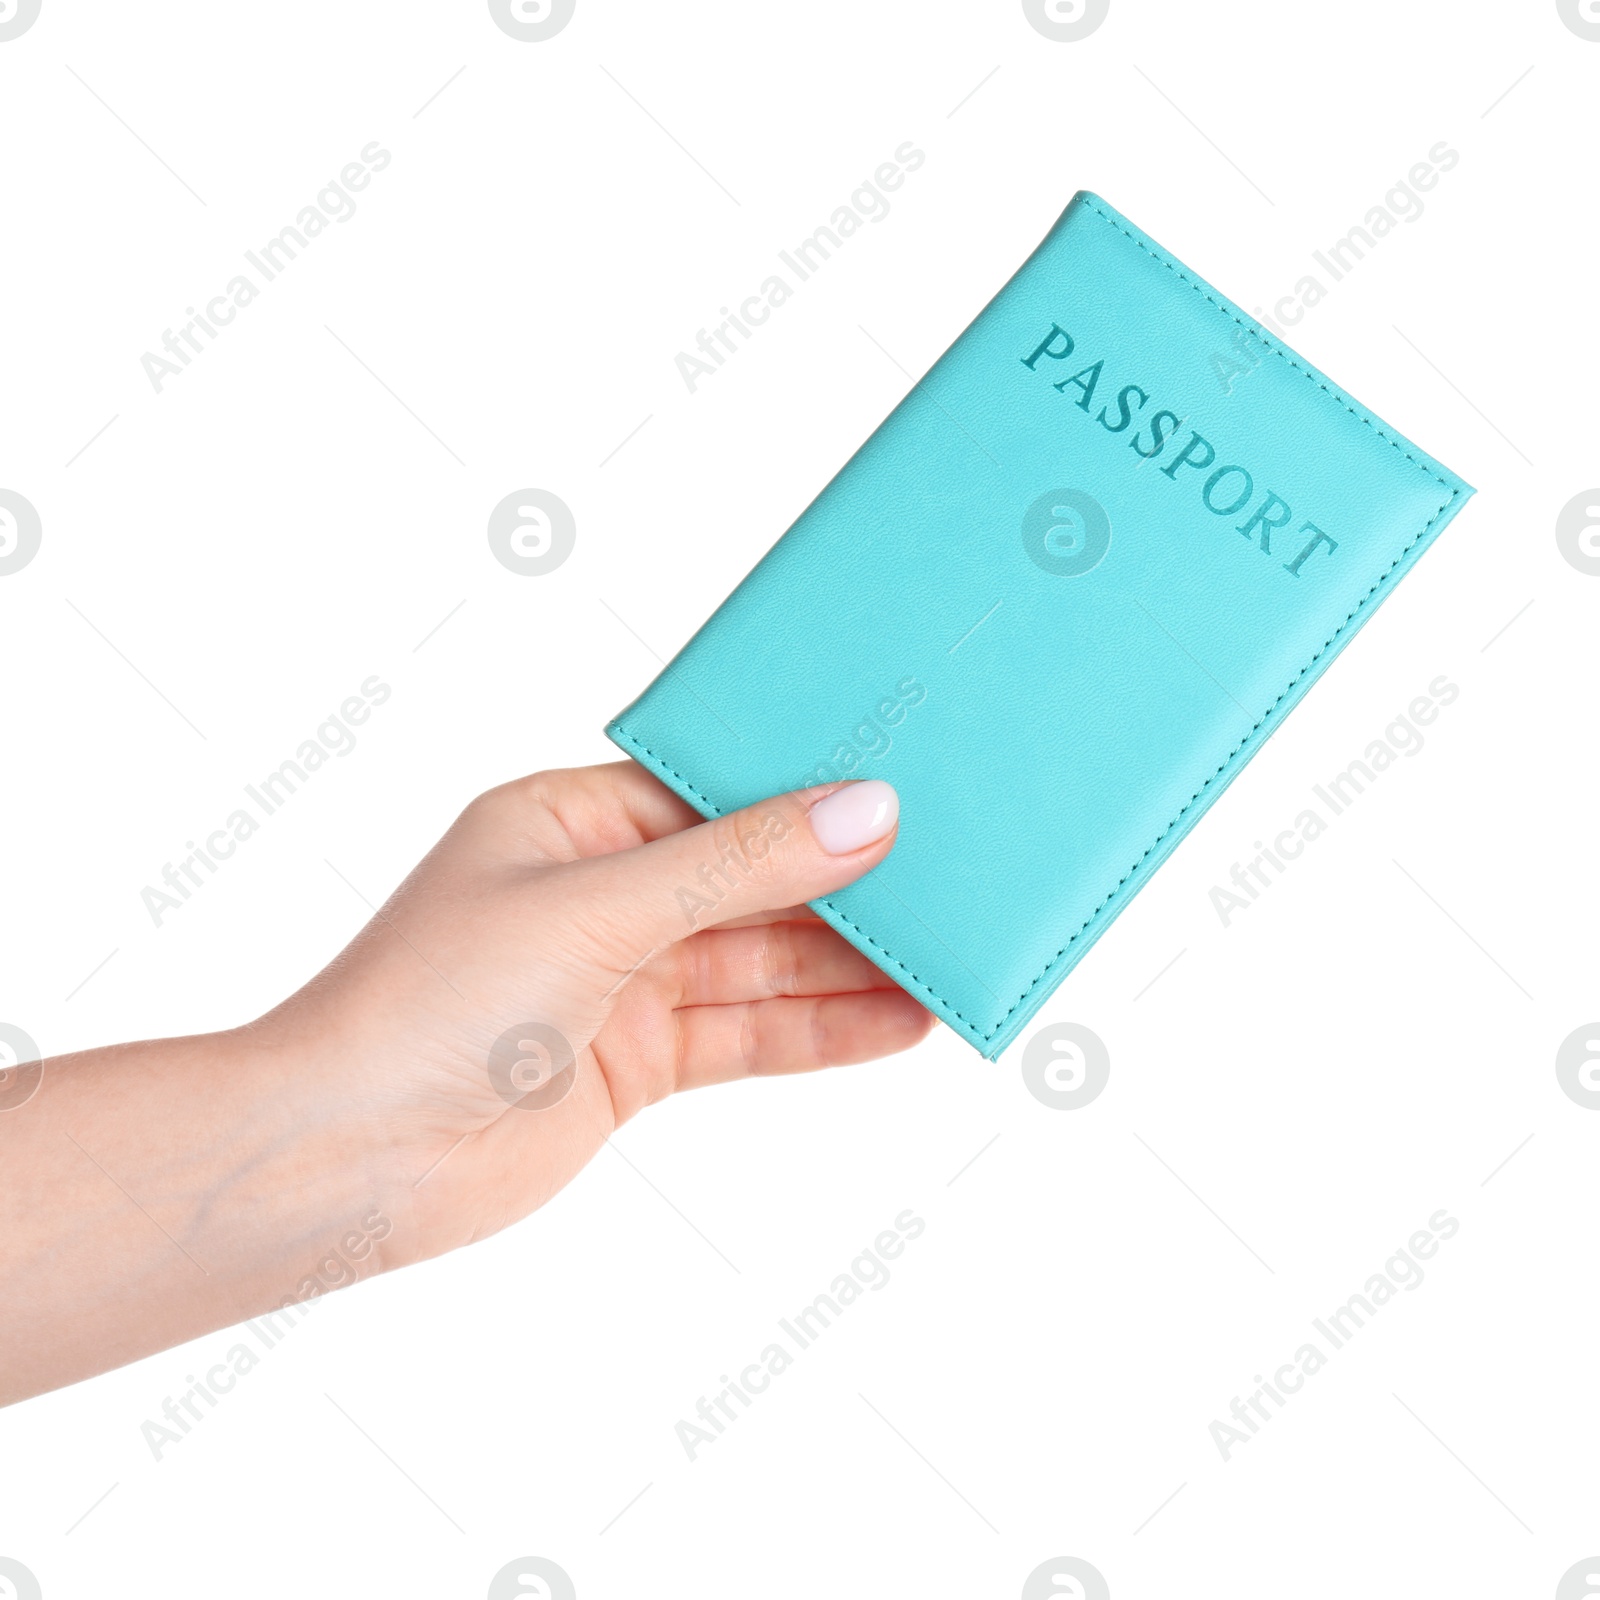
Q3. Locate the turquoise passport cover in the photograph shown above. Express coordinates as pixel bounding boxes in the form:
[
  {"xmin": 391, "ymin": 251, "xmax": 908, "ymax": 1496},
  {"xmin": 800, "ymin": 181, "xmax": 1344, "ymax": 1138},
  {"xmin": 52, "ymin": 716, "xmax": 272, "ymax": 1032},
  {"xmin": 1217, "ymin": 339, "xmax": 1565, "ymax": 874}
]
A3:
[{"xmin": 605, "ymin": 191, "xmax": 1473, "ymax": 1059}]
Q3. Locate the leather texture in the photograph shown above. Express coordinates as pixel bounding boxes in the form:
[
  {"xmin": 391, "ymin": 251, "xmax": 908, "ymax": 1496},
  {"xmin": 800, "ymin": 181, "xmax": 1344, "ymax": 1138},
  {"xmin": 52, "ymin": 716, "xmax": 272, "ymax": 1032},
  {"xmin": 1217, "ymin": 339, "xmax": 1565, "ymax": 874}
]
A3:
[{"xmin": 606, "ymin": 191, "xmax": 1474, "ymax": 1058}]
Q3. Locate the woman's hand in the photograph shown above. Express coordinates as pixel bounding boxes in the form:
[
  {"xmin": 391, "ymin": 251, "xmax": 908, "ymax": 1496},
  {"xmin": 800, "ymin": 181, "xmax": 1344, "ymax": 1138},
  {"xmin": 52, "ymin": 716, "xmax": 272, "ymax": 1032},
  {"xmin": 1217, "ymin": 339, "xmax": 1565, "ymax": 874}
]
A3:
[
  {"xmin": 0, "ymin": 763, "xmax": 930, "ymax": 1402},
  {"xmin": 276, "ymin": 761, "xmax": 929, "ymax": 1263}
]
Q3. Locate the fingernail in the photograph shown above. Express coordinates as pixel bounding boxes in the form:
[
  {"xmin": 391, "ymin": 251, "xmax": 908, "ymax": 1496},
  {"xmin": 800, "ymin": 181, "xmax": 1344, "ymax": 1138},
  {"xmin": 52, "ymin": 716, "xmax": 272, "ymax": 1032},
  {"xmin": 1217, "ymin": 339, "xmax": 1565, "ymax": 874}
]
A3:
[{"xmin": 809, "ymin": 780, "xmax": 899, "ymax": 855}]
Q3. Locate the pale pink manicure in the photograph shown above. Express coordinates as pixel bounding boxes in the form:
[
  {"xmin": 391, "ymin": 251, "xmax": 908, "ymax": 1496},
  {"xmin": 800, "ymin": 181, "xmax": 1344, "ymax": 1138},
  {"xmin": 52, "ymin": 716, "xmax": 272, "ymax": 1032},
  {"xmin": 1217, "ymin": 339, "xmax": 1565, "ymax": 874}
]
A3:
[{"xmin": 809, "ymin": 780, "xmax": 899, "ymax": 855}]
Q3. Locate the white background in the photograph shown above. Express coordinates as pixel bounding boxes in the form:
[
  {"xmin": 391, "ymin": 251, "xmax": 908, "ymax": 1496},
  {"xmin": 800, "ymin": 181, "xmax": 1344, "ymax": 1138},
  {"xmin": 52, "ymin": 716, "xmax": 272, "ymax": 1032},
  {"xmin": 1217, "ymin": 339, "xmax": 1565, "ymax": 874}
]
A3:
[{"xmin": 1, "ymin": 1, "xmax": 1595, "ymax": 1596}]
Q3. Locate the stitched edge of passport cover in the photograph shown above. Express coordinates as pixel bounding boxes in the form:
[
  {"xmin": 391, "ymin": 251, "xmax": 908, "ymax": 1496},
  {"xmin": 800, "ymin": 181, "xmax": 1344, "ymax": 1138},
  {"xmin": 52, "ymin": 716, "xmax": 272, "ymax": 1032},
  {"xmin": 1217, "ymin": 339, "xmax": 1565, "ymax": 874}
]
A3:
[{"xmin": 606, "ymin": 192, "xmax": 1474, "ymax": 1058}]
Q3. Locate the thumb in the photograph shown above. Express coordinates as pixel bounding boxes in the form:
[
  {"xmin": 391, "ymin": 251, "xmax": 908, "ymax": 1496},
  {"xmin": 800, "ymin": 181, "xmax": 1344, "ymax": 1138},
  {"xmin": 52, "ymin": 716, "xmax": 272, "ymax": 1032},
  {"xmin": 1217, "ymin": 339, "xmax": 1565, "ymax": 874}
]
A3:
[{"xmin": 571, "ymin": 779, "xmax": 901, "ymax": 968}]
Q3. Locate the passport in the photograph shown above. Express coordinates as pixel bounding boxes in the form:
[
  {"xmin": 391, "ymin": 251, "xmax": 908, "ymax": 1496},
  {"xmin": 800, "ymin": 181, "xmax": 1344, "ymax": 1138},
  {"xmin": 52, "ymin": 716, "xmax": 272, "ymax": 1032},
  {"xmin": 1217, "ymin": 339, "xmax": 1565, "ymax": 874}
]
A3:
[{"xmin": 606, "ymin": 191, "xmax": 1473, "ymax": 1058}]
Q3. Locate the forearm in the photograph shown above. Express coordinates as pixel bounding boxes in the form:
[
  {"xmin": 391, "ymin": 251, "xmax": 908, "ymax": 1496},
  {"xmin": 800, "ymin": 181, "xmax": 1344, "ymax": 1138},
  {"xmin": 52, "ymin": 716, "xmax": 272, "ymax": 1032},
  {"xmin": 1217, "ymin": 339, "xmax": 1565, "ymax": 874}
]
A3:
[{"xmin": 0, "ymin": 1024, "xmax": 394, "ymax": 1404}]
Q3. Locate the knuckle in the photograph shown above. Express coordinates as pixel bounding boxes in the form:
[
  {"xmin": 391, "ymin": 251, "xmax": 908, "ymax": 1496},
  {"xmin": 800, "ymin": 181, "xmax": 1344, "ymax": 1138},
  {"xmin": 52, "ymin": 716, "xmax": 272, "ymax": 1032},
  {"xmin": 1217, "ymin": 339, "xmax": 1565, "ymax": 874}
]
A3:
[
  {"xmin": 809, "ymin": 998, "xmax": 832, "ymax": 1070},
  {"xmin": 764, "ymin": 923, "xmax": 800, "ymax": 998},
  {"xmin": 738, "ymin": 1002, "xmax": 762, "ymax": 1078},
  {"xmin": 458, "ymin": 769, "xmax": 582, "ymax": 855},
  {"xmin": 703, "ymin": 806, "xmax": 794, "ymax": 898}
]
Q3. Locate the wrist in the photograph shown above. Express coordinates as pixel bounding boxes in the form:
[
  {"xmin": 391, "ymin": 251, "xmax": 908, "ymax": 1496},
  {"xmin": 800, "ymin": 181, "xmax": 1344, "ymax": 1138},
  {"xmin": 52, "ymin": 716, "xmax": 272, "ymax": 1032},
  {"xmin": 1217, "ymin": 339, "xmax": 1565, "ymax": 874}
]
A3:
[{"xmin": 227, "ymin": 1012, "xmax": 412, "ymax": 1289}]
